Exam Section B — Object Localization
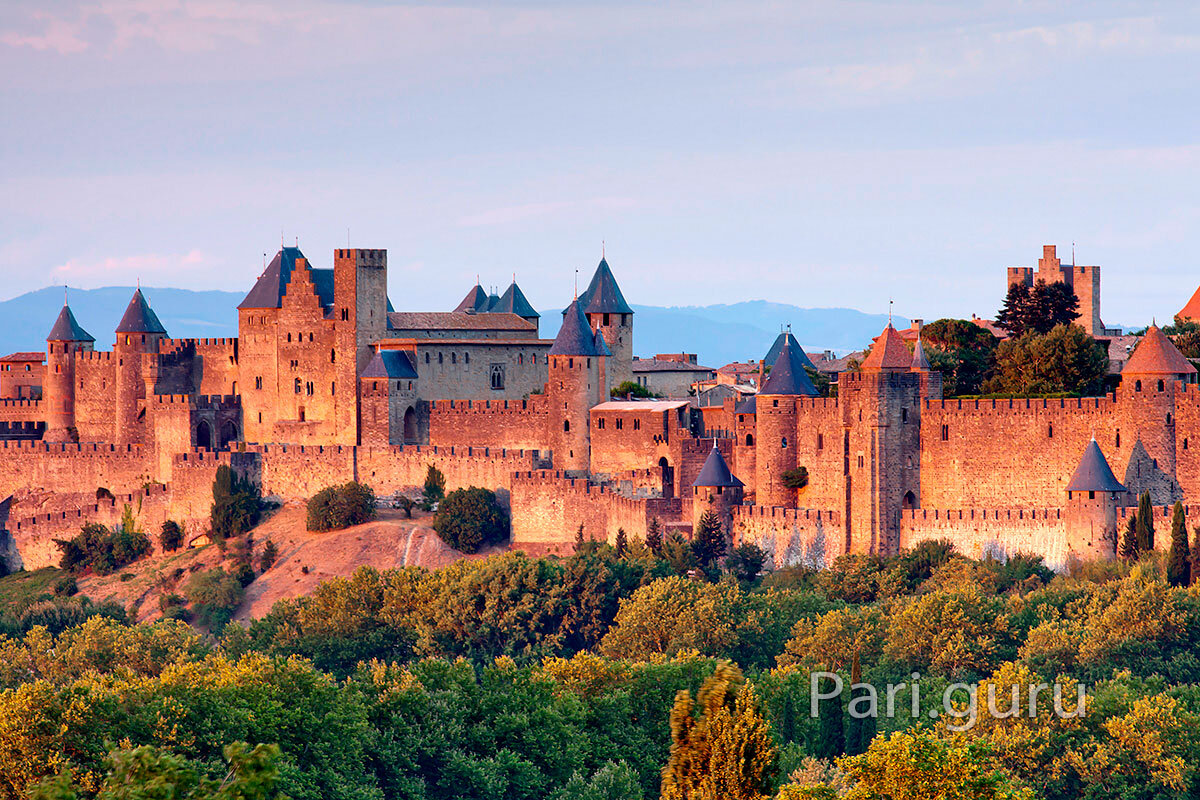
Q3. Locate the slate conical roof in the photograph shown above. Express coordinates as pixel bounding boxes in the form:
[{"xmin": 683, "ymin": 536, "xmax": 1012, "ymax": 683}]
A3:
[
  {"xmin": 1122, "ymin": 325, "xmax": 1197, "ymax": 376},
  {"xmin": 47, "ymin": 304, "xmax": 94, "ymax": 343},
  {"xmin": 911, "ymin": 337, "xmax": 932, "ymax": 371},
  {"xmin": 692, "ymin": 444, "xmax": 744, "ymax": 488},
  {"xmin": 362, "ymin": 350, "xmax": 418, "ymax": 379},
  {"xmin": 859, "ymin": 324, "xmax": 911, "ymax": 372},
  {"xmin": 593, "ymin": 330, "xmax": 612, "ymax": 357},
  {"xmin": 759, "ymin": 339, "xmax": 818, "ymax": 396},
  {"xmin": 454, "ymin": 283, "xmax": 489, "ymax": 313},
  {"xmin": 1067, "ymin": 438, "xmax": 1126, "ymax": 493},
  {"xmin": 549, "ymin": 298, "xmax": 601, "ymax": 356},
  {"xmin": 240, "ymin": 247, "xmax": 305, "ymax": 310},
  {"xmin": 495, "ymin": 281, "xmax": 540, "ymax": 319},
  {"xmin": 115, "ymin": 288, "xmax": 166, "ymax": 334},
  {"xmin": 765, "ymin": 331, "xmax": 816, "ymax": 372},
  {"xmin": 577, "ymin": 257, "xmax": 633, "ymax": 315}
]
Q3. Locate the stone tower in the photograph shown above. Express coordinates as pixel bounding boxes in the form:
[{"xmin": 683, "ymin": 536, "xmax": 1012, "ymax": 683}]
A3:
[
  {"xmin": 755, "ymin": 338, "xmax": 818, "ymax": 508},
  {"xmin": 692, "ymin": 443, "xmax": 744, "ymax": 534},
  {"xmin": 43, "ymin": 301, "xmax": 94, "ymax": 442},
  {"xmin": 1116, "ymin": 324, "xmax": 1196, "ymax": 502},
  {"xmin": 575, "ymin": 257, "xmax": 633, "ymax": 392},
  {"xmin": 1006, "ymin": 245, "xmax": 1107, "ymax": 337},
  {"xmin": 548, "ymin": 297, "xmax": 605, "ymax": 473},
  {"xmin": 113, "ymin": 289, "xmax": 166, "ymax": 445},
  {"xmin": 1065, "ymin": 438, "xmax": 1124, "ymax": 561},
  {"xmin": 841, "ymin": 323, "xmax": 922, "ymax": 556},
  {"xmin": 334, "ymin": 248, "xmax": 388, "ymax": 444},
  {"xmin": 359, "ymin": 349, "xmax": 419, "ymax": 446}
]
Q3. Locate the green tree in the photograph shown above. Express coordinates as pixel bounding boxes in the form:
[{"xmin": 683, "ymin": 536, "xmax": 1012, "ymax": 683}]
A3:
[
  {"xmin": 1192, "ymin": 527, "xmax": 1200, "ymax": 586},
  {"xmin": 646, "ymin": 518, "xmax": 663, "ymax": 555},
  {"xmin": 1168, "ymin": 501, "xmax": 1191, "ymax": 586},
  {"xmin": 919, "ymin": 318, "xmax": 1000, "ymax": 396},
  {"xmin": 844, "ymin": 651, "xmax": 875, "ymax": 756},
  {"xmin": 726, "ymin": 543, "xmax": 766, "ymax": 585},
  {"xmin": 186, "ymin": 567, "xmax": 245, "ymax": 630},
  {"xmin": 611, "ymin": 380, "xmax": 656, "ymax": 399},
  {"xmin": 996, "ymin": 282, "xmax": 1034, "ymax": 337},
  {"xmin": 159, "ymin": 520, "xmax": 184, "ymax": 552},
  {"xmin": 259, "ymin": 540, "xmax": 278, "ymax": 572},
  {"xmin": 421, "ymin": 464, "xmax": 446, "ymax": 509},
  {"xmin": 996, "ymin": 279, "xmax": 1080, "ymax": 337},
  {"xmin": 781, "ymin": 467, "xmax": 809, "ymax": 490},
  {"xmin": 983, "ymin": 324, "xmax": 1108, "ymax": 396},
  {"xmin": 1136, "ymin": 491, "xmax": 1155, "ymax": 553},
  {"xmin": 662, "ymin": 532, "xmax": 697, "ymax": 575},
  {"xmin": 432, "ymin": 486, "xmax": 509, "ymax": 553},
  {"xmin": 1120, "ymin": 514, "xmax": 1139, "ymax": 560},
  {"xmin": 660, "ymin": 662, "xmax": 778, "ymax": 800},
  {"xmin": 210, "ymin": 464, "xmax": 261, "ymax": 541},
  {"xmin": 616, "ymin": 528, "xmax": 628, "ymax": 557},
  {"xmin": 693, "ymin": 512, "xmax": 727, "ymax": 568},
  {"xmin": 306, "ymin": 482, "xmax": 377, "ymax": 532},
  {"xmin": 813, "ymin": 672, "xmax": 844, "ymax": 760}
]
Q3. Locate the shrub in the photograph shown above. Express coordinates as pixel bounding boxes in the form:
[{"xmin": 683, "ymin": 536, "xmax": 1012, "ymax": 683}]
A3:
[
  {"xmin": 95, "ymin": 487, "xmax": 114, "ymax": 501},
  {"xmin": 432, "ymin": 487, "xmax": 509, "ymax": 554},
  {"xmin": 185, "ymin": 567, "xmax": 245, "ymax": 630},
  {"xmin": 422, "ymin": 465, "xmax": 446, "ymax": 510},
  {"xmin": 306, "ymin": 482, "xmax": 377, "ymax": 532},
  {"xmin": 727, "ymin": 542, "xmax": 767, "ymax": 584},
  {"xmin": 781, "ymin": 467, "xmax": 809, "ymax": 490},
  {"xmin": 158, "ymin": 592, "xmax": 190, "ymax": 622},
  {"xmin": 259, "ymin": 540, "xmax": 278, "ymax": 572},
  {"xmin": 159, "ymin": 520, "xmax": 185, "ymax": 552},
  {"xmin": 52, "ymin": 575, "xmax": 78, "ymax": 596},
  {"xmin": 397, "ymin": 496, "xmax": 416, "ymax": 518},
  {"xmin": 210, "ymin": 464, "xmax": 262, "ymax": 541},
  {"xmin": 55, "ymin": 520, "xmax": 152, "ymax": 576},
  {"xmin": 610, "ymin": 380, "xmax": 655, "ymax": 399},
  {"xmin": 232, "ymin": 563, "xmax": 256, "ymax": 588}
]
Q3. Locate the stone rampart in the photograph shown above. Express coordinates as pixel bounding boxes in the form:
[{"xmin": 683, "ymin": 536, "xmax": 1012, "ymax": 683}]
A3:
[{"xmin": 732, "ymin": 505, "xmax": 844, "ymax": 569}]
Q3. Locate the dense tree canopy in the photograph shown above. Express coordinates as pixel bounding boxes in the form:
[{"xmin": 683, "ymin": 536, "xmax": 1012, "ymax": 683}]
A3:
[
  {"xmin": 996, "ymin": 280, "xmax": 1081, "ymax": 337},
  {"xmin": 983, "ymin": 324, "xmax": 1109, "ymax": 396}
]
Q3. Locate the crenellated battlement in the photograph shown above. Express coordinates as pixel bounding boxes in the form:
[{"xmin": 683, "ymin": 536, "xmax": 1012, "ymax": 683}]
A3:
[
  {"xmin": 923, "ymin": 395, "xmax": 1116, "ymax": 415},
  {"xmin": 428, "ymin": 397, "xmax": 545, "ymax": 415},
  {"xmin": 733, "ymin": 505, "xmax": 840, "ymax": 524},
  {"xmin": 78, "ymin": 350, "xmax": 116, "ymax": 364},
  {"xmin": 901, "ymin": 506, "xmax": 1063, "ymax": 522}
]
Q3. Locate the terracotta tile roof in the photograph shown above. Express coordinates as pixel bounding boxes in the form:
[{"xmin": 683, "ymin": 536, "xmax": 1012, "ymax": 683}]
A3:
[
  {"xmin": 1179, "ymin": 285, "xmax": 1200, "ymax": 322},
  {"xmin": 1122, "ymin": 325, "xmax": 1197, "ymax": 376},
  {"xmin": 859, "ymin": 324, "xmax": 911, "ymax": 372},
  {"xmin": 0, "ymin": 352, "xmax": 44, "ymax": 362}
]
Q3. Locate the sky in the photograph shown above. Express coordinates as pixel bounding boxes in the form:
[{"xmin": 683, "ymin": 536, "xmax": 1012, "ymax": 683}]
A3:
[{"xmin": 2, "ymin": 1, "xmax": 1199, "ymax": 328}]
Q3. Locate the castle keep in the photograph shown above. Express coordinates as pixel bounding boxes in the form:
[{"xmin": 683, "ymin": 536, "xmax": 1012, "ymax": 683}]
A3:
[{"xmin": 1, "ymin": 242, "xmax": 1196, "ymax": 571}]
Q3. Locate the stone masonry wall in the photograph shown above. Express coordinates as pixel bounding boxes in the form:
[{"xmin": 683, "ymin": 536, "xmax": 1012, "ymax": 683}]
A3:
[
  {"xmin": 427, "ymin": 398, "xmax": 549, "ymax": 450},
  {"xmin": 732, "ymin": 505, "xmax": 845, "ymax": 569},
  {"xmin": 901, "ymin": 507, "xmax": 1070, "ymax": 570}
]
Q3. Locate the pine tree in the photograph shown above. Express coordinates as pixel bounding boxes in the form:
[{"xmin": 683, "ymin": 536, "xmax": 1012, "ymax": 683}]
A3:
[
  {"xmin": 660, "ymin": 662, "xmax": 778, "ymax": 800},
  {"xmin": 575, "ymin": 523, "xmax": 585, "ymax": 550},
  {"xmin": 1136, "ymin": 492, "xmax": 1155, "ymax": 553},
  {"xmin": 1120, "ymin": 514, "xmax": 1139, "ymax": 561},
  {"xmin": 692, "ymin": 511, "xmax": 727, "ymax": 567},
  {"xmin": 615, "ymin": 527, "xmax": 628, "ymax": 557},
  {"xmin": 996, "ymin": 282, "xmax": 1033, "ymax": 336},
  {"xmin": 646, "ymin": 518, "xmax": 663, "ymax": 555},
  {"xmin": 1168, "ymin": 501, "xmax": 1190, "ymax": 587}
]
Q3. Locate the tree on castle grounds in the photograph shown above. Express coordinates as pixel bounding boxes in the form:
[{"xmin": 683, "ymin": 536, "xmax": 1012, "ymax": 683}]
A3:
[
  {"xmin": 1137, "ymin": 492, "xmax": 1155, "ymax": 553},
  {"xmin": 1191, "ymin": 528, "xmax": 1200, "ymax": 586},
  {"xmin": 421, "ymin": 465, "xmax": 446, "ymax": 510},
  {"xmin": 646, "ymin": 518, "xmax": 663, "ymax": 554},
  {"xmin": 692, "ymin": 512, "xmax": 727, "ymax": 568},
  {"xmin": 259, "ymin": 540, "xmax": 278, "ymax": 572},
  {"xmin": 661, "ymin": 531, "xmax": 698, "ymax": 575},
  {"xmin": 432, "ymin": 487, "xmax": 508, "ymax": 554},
  {"xmin": 996, "ymin": 279, "xmax": 1080, "ymax": 337},
  {"xmin": 660, "ymin": 661, "xmax": 778, "ymax": 800},
  {"xmin": 159, "ymin": 520, "xmax": 184, "ymax": 552},
  {"xmin": 616, "ymin": 527, "xmax": 628, "ymax": 556},
  {"xmin": 611, "ymin": 380, "xmax": 656, "ymax": 399},
  {"xmin": 1120, "ymin": 515, "xmax": 1139, "ymax": 561},
  {"xmin": 306, "ymin": 482, "xmax": 377, "ymax": 532},
  {"xmin": 726, "ymin": 542, "xmax": 766, "ymax": 585},
  {"xmin": 210, "ymin": 465, "xmax": 262, "ymax": 541},
  {"xmin": 575, "ymin": 523, "xmax": 586, "ymax": 551},
  {"xmin": 983, "ymin": 324, "xmax": 1108, "ymax": 397},
  {"xmin": 1168, "ymin": 502, "xmax": 1190, "ymax": 587},
  {"xmin": 919, "ymin": 318, "xmax": 1000, "ymax": 396}
]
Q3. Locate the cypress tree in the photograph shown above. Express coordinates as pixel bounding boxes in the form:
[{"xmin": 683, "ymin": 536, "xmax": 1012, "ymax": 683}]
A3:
[
  {"xmin": 615, "ymin": 527, "xmax": 628, "ymax": 557},
  {"xmin": 813, "ymin": 672, "xmax": 845, "ymax": 760},
  {"xmin": 844, "ymin": 650, "xmax": 876, "ymax": 756},
  {"xmin": 1120, "ymin": 515, "xmax": 1139, "ymax": 561},
  {"xmin": 1191, "ymin": 528, "xmax": 1200, "ymax": 586},
  {"xmin": 1168, "ymin": 502, "xmax": 1190, "ymax": 587},
  {"xmin": 1136, "ymin": 492, "xmax": 1154, "ymax": 553},
  {"xmin": 646, "ymin": 518, "xmax": 663, "ymax": 555}
]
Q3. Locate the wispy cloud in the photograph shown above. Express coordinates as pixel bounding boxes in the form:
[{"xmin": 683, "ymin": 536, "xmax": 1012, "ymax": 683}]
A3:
[{"xmin": 49, "ymin": 249, "xmax": 212, "ymax": 285}]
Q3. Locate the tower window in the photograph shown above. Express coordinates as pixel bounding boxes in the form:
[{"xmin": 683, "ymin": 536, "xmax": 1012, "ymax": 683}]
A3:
[
  {"xmin": 331, "ymin": 349, "xmax": 336, "ymax": 363},
  {"xmin": 294, "ymin": 378, "xmax": 301, "ymax": 394},
  {"xmin": 255, "ymin": 376, "xmax": 263, "ymax": 390},
  {"xmin": 425, "ymin": 353, "xmax": 430, "ymax": 364},
  {"xmin": 1048, "ymin": 423, "xmax": 1053, "ymax": 438},
  {"xmin": 745, "ymin": 433, "xmax": 753, "ymax": 446},
  {"xmin": 564, "ymin": 420, "xmax": 570, "ymax": 432},
  {"xmin": 781, "ymin": 436, "xmax": 788, "ymax": 448},
  {"xmin": 341, "ymin": 308, "xmax": 349, "ymax": 321},
  {"xmin": 1159, "ymin": 380, "xmax": 1165, "ymax": 391},
  {"xmin": 1135, "ymin": 380, "xmax": 1142, "ymax": 391},
  {"xmin": 817, "ymin": 433, "xmax": 824, "ymax": 450},
  {"xmin": 490, "ymin": 364, "xmax": 505, "ymax": 390},
  {"xmin": 603, "ymin": 313, "xmax": 610, "ymax": 326},
  {"xmin": 439, "ymin": 353, "xmax": 443, "ymax": 364},
  {"xmin": 598, "ymin": 418, "xmax": 605, "ymax": 430},
  {"xmin": 1089, "ymin": 490, "xmax": 1095, "ymax": 499},
  {"xmin": 901, "ymin": 408, "xmax": 908, "ymax": 423},
  {"xmin": 634, "ymin": 419, "xmax": 640, "ymax": 430},
  {"xmin": 287, "ymin": 333, "xmax": 292, "ymax": 342},
  {"xmin": 941, "ymin": 424, "xmax": 949, "ymax": 441},
  {"xmin": 1116, "ymin": 430, "xmax": 1121, "ymax": 447},
  {"xmin": 451, "ymin": 352, "xmax": 456, "ymax": 364},
  {"xmin": 858, "ymin": 455, "xmax": 864, "ymax": 469},
  {"xmin": 465, "ymin": 353, "xmax": 469, "ymax": 364}
]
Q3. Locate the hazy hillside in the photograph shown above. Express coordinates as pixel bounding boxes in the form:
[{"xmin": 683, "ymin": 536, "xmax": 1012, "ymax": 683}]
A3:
[{"xmin": 0, "ymin": 287, "xmax": 902, "ymax": 366}]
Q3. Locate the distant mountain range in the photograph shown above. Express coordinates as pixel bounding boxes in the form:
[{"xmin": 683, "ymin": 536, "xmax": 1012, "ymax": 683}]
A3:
[{"xmin": 0, "ymin": 287, "xmax": 903, "ymax": 368}]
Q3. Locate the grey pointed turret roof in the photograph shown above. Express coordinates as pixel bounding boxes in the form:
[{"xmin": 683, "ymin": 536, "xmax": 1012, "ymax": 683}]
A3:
[
  {"xmin": 47, "ymin": 304, "xmax": 94, "ymax": 343},
  {"xmin": 115, "ymin": 289, "xmax": 166, "ymax": 334},
  {"xmin": 574, "ymin": 257, "xmax": 633, "ymax": 315},
  {"xmin": 759, "ymin": 339, "xmax": 819, "ymax": 396},
  {"xmin": 593, "ymin": 330, "xmax": 612, "ymax": 357},
  {"xmin": 734, "ymin": 396, "xmax": 757, "ymax": 414},
  {"xmin": 362, "ymin": 350, "xmax": 418, "ymax": 379},
  {"xmin": 911, "ymin": 338, "xmax": 932, "ymax": 371},
  {"xmin": 549, "ymin": 298, "xmax": 601, "ymax": 356},
  {"xmin": 494, "ymin": 281, "xmax": 540, "ymax": 319},
  {"xmin": 453, "ymin": 284, "xmax": 489, "ymax": 313},
  {"xmin": 692, "ymin": 445, "xmax": 744, "ymax": 488},
  {"xmin": 1067, "ymin": 439, "xmax": 1125, "ymax": 493},
  {"xmin": 238, "ymin": 247, "xmax": 336, "ymax": 311},
  {"xmin": 484, "ymin": 291, "xmax": 501, "ymax": 312},
  {"xmin": 765, "ymin": 331, "xmax": 816, "ymax": 372}
]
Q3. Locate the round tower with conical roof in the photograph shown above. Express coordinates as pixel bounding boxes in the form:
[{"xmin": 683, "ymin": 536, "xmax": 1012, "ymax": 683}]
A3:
[
  {"xmin": 1116, "ymin": 324, "xmax": 1196, "ymax": 500},
  {"xmin": 755, "ymin": 338, "xmax": 818, "ymax": 507},
  {"xmin": 692, "ymin": 442, "xmax": 744, "ymax": 533},
  {"xmin": 575, "ymin": 257, "xmax": 633, "ymax": 393},
  {"xmin": 1065, "ymin": 438, "xmax": 1125, "ymax": 561},
  {"xmin": 548, "ymin": 298, "xmax": 604, "ymax": 473},
  {"xmin": 43, "ymin": 300, "xmax": 94, "ymax": 442},
  {"xmin": 113, "ymin": 288, "xmax": 167, "ymax": 444}
]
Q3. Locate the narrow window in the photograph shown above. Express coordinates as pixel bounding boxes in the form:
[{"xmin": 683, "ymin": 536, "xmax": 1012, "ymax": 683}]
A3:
[
  {"xmin": 439, "ymin": 353, "xmax": 444, "ymax": 364},
  {"xmin": 1135, "ymin": 380, "xmax": 1142, "ymax": 391},
  {"xmin": 451, "ymin": 352, "xmax": 456, "ymax": 364},
  {"xmin": 634, "ymin": 419, "xmax": 641, "ymax": 431},
  {"xmin": 1116, "ymin": 430, "xmax": 1121, "ymax": 448},
  {"xmin": 294, "ymin": 378, "xmax": 301, "ymax": 394},
  {"xmin": 858, "ymin": 455, "xmax": 865, "ymax": 469},
  {"xmin": 425, "ymin": 353, "xmax": 430, "ymax": 364},
  {"xmin": 1048, "ymin": 423, "xmax": 1053, "ymax": 438},
  {"xmin": 941, "ymin": 424, "xmax": 949, "ymax": 441},
  {"xmin": 564, "ymin": 420, "xmax": 570, "ymax": 432},
  {"xmin": 745, "ymin": 433, "xmax": 753, "ymax": 446},
  {"xmin": 255, "ymin": 376, "xmax": 263, "ymax": 390},
  {"xmin": 901, "ymin": 408, "xmax": 908, "ymax": 423},
  {"xmin": 781, "ymin": 436, "xmax": 788, "ymax": 448},
  {"xmin": 603, "ymin": 313, "xmax": 611, "ymax": 326},
  {"xmin": 1158, "ymin": 380, "xmax": 1165, "ymax": 391},
  {"xmin": 332, "ymin": 382, "xmax": 336, "ymax": 394},
  {"xmin": 331, "ymin": 349, "xmax": 336, "ymax": 363}
]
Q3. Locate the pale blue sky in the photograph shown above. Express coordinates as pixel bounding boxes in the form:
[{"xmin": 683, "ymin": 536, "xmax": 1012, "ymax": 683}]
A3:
[{"xmin": 2, "ymin": 1, "xmax": 1198, "ymax": 327}]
